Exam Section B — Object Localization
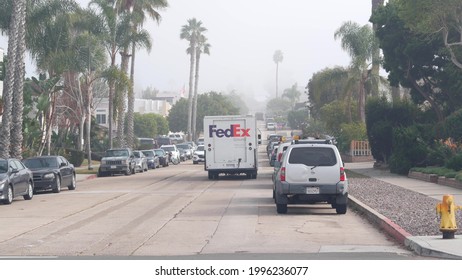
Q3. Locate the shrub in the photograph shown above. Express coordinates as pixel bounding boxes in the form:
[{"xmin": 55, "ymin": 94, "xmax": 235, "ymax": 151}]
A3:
[
  {"xmin": 445, "ymin": 153, "xmax": 462, "ymax": 171},
  {"xmin": 66, "ymin": 149, "xmax": 85, "ymax": 167},
  {"xmin": 442, "ymin": 109, "xmax": 462, "ymax": 140},
  {"xmin": 390, "ymin": 125, "xmax": 428, "ymax": 173},
  {"xmin": 336, "ymin": 122, "xmax": 367, "ymax": 153},
  {"xmin": 389, "ymin": 153, "xmax": 412, "ymax": 175}
]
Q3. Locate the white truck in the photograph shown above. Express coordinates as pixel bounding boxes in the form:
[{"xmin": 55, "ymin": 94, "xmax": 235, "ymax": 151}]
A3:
[{"xmin": 204, "ymin": 115, "xmax": 261, "ymax": 180}]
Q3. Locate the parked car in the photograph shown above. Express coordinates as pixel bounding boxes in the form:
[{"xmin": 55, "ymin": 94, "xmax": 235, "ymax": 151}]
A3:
[
  {"xmin": 273, "ymin": 143, "xmax": 348, "ymax": 214},
  {"xmin": 178, "ymin": 148, "xmax": 187, "ymax": 162},
  {"xmin": 176, "ymin": 143, "xmax": 193, "ymax": 159},
  {"xmin": 168, "ymin": 133, "xmax": 183, "ymax": 144},
  {"xmin": 269, "ymin": 145, "xmax": 279, "ymax": 167},
  {"xmin": 141, "ymin": 150, "xmax": 160, "ymax": 169},
  {"xmin": 161, "ymin": 145, "xmax": 180, "ymax": 165},
  {"xmin": 23, "ymin": 156, "xmax": 76, "ymax": 193},
  {"xmin": 196, "ymin": 137, "xmax": 204, "ymax": 146},
  {"xmin": 154, "ymin": 149, "xmax": 169, "ymax": 167},
  {"xmin": 0, "ymin": 158, "xmax": 34, "ymax": 204},
  {"xmin": 193, "ymin": 145, "xmax": 205, "ymax": 164},
  {"xmin": 98, "ymin": 148, "xmax": 136, "ymax": 177},
  {"xmin": 133, "ymin": 151, "xmax": 148, "ymax": 173}
]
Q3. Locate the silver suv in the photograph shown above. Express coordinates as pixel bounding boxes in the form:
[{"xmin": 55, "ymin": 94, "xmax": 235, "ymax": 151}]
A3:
[{"xmin": 273, "ymin": 143, "xmax": 348, "ymax": 214}]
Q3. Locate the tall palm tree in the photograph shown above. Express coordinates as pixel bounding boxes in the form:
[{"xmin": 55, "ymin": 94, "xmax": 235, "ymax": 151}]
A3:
[
  {"xmin": 10, "ymin": 0, "xmax": 27, "ymax": 159},
  {"xmin": 371, "ymin": 0, "xmax": 384, "ymax": 98},
  {"xmin": 117, "ymin": 0, "xmax": 167, "ymax": 148},
  {"xmin": 0, "ymin": 0, "xmax": 21, "ymax": 158},
  {"xmin": 180, "ymin": 18, "xmax": 206, "ymax": 141},
  {"xmin": 191, "ymin": 34, "xmax": 210, "ymax": 140},
  {"xmin": 335, "ymin": 21, "xmax": 376, "ymax": 122},
  {"xmin": 273, "ymin": 50, "xmax": 283, "ymax": 98}
]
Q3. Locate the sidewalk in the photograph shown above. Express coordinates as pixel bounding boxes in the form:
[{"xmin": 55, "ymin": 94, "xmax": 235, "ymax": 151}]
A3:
[{"xmin": 346, "ymin": 161, "xmax": 462, "ymax": 259}]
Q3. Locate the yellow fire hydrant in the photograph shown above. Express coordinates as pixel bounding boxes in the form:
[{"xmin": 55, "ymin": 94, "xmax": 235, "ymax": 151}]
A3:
[{"xmin": 436, "ymin": 194, "xmax": 462, "ymax": 239}]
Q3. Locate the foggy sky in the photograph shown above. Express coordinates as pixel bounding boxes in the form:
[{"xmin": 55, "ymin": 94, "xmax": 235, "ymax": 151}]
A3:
[{"xmin": 1, "ymin": 1, "xmax": 372, "ymax": 105}]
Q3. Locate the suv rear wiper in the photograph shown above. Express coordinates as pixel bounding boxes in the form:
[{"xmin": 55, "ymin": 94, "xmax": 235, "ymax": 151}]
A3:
[{"xmin": 311, "ymin": 166, "xmax": 318, "ymax": 170}]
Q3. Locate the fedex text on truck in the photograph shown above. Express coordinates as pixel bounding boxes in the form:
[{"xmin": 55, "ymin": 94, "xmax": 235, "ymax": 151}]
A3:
[{"xmin": 208, "ymin": 124, "xmax": 251, "ymax": 138}]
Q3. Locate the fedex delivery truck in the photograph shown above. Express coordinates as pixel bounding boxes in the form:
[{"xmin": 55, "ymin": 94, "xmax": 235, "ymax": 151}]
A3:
[{"xmin": 204, "ymin": 115, "xmax": 261, "ymax": 179}]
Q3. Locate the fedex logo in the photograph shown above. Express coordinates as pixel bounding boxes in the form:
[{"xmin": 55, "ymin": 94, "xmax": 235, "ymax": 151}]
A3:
[{"xmin": 209, "ymin": 124, "xmax": 251, "ymax": 138}]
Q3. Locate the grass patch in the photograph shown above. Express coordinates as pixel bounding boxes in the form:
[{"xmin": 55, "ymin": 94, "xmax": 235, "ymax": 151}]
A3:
[
  {"xmin": 75, "ymin": 160, "xmax": 99, "ymax": 175},
  {"xmin": 345, "ymin": 169, "xmax": 369, "ymax": 178},
  {"xmin": 410, "ymin": 166, "xmax": 462, "ymax": 183}
]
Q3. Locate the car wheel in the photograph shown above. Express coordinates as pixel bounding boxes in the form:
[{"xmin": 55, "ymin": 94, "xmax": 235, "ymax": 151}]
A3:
[
  {"xmin": 336, "ymin": 204, "xmax": 347, "ymax": 214},
  {"xmin": 68, "ymin": 174, "xmax": 76, "ymax": 190},
  {"xmin": 276, "ymin": 203, "xmax": 287, "ymax": 214},
  {"xmin": 23, "ymin": 182, "xmax": 34, "ymax": 200},
  {"xmin": 53, "ymin": 176, "xmax": 61, "ymax": 193},
  {"xmin": 193, "ymin": 161, "xmax": 197, "ymax": 164},
  {"xmin": 124, "ymin": 167, "xmax": 131, "ymax": 176},
  {"xmin": 2, "ymin": 185, "xmax": 13, "ymax": 204},
  {"xmin": 97, "ymin": 171, "xmax": 105, "ymax": 177}
]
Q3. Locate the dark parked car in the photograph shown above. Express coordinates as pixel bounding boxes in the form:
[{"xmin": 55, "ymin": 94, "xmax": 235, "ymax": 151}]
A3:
[
  {"xmin": 23, "ymin": 156, "xmax": 76, "ymax": 193},
  {"xmin": 154, "ymin": 148, "xmax": 169, "ymax": 167},
  {"xmin": 141, "ymin": 150, "xmax": 160, "ymax": 169},
  {"xmin": 0, "ymin": 158, "xmax": 34, "ymax": 204}
]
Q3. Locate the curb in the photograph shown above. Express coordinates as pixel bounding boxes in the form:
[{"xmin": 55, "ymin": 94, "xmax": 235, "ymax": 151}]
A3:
[
  {"xmin": 349, "ymin": 195, "xmax": 462, "ymax": 259},
  {"xmin": 349, "ymin": 195, "xmax": 411, "ymax": 245}
]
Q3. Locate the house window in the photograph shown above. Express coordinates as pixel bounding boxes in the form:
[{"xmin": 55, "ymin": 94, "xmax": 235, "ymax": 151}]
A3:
[{"xmin": 96, "ymin": 114, "xmax": 106, "ymax": 124}]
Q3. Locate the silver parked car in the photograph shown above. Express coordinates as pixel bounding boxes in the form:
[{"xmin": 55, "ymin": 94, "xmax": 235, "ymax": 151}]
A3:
[
  {"xmin": 133, "ymin": 151, "xmax": 149, "ymax": 173},
  {"xmin": 273, "ymin": 143, "xmax": 348, "ymax": 214}
]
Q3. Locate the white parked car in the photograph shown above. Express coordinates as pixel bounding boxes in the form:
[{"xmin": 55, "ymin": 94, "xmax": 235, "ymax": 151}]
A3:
[
  {"xmin": 160, "ymin": 145, "xmax": 180, "ymax": 165},
  {"xmin": 193, "ymin": 145, "xmax": 205, "ymax": 164}
]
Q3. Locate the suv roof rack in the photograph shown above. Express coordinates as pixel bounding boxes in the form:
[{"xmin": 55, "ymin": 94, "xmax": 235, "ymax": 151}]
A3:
[{"xmin": 292, "ymin": 138, "xmax": 333, "ymax": 145}]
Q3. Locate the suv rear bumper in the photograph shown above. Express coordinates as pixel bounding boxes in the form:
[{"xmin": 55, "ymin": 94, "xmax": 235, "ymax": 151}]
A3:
[{"xmin": 275, "ymin": 181, "xmax": 348, "ymax": 204}]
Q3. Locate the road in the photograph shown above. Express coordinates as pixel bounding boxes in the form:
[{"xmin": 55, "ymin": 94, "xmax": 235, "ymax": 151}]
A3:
[{"xmin": 0, "ymin": 138, "xmax": 426, "ymax": 259}]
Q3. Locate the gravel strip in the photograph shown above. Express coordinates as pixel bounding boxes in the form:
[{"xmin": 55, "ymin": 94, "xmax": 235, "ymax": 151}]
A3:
[{"xmin": 349, "ymin": 177, "xmax": 462, "ymax": 236}]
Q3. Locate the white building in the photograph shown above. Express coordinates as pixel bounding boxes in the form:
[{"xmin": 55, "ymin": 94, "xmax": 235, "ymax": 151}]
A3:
[{"xmin": 94, "ymin": 98, "xmax": 172, "ymax": 128}]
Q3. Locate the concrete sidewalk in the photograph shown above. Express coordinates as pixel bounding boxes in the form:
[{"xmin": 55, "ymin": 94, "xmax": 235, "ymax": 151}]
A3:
[{"xmin": 346, "ymin": 161, "xmax": 462, "ymax": 259}]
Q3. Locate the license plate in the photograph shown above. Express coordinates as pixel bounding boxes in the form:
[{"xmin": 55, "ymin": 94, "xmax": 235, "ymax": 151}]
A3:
[
  {"xmin": 110, "ymin": 165, "xmax": 117, "ymax": 169},
  {"xmin": 306, "ymin": 187, "xmax": 319, "ymax": 194}
]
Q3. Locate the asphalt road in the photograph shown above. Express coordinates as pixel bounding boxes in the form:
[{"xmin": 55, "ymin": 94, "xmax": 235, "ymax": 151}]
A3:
[{"xmin": 0, "ymin": 141, "xmax": 432, "ymax": 259}]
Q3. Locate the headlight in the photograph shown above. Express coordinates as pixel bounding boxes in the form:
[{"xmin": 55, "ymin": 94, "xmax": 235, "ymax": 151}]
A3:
[
  {"xmin": 121, "ymin": 159, "xmax": 127, "ymax": 164},
  {"xmin": 43, "ymin": 173, "xmax": 55, "ymax": 179},
  {"xmin": 0, "ymin": 180, "xmax": 5, "ymax": 189},
  {"xmin": 101, "ymin": 160, "xmax": 107, "ymax": 165}
]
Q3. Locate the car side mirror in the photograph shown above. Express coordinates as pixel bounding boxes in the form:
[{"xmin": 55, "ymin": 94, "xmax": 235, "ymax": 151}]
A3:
[
  {"xmin": 60, "ymin": 162, "xmax": 66, "ymax": 167},
  {"xmin": 11, "ymin": 168, "xmax": 19, "ymax": 174}
]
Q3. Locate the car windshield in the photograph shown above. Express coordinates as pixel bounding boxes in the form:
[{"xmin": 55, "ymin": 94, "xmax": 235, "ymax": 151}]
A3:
[
  {"xmin": 23, "ymin": 157, "xmax": 59, "ymax": 168},
  {"xmin": 0, "ymin": 160, "xmax": 8, "ymax": 173},
  {"xmin": 288, "ymin": 147, "xmax": 336, "ymax": 166},
  {"xmin": 154, "ymin": 149, "xmax": 165, "ymax": 156},
  {"xmin": 133, "ymin": 151, "xmax": 141, "ymax": 158},
  {"xmin": 162, "ymin": 146, "xmax": 174, "ymax": 152},
  {"xmin": 197, "ymin": 146, "xmax": 205, "ymax": 151},
  {"xmin": 106, "ymin": 150, "xmax": 128, "ymax": 157},
  {"xmin": 176, "ymin": 144, "xmax": 189, "ymax": 149},
  {"xmin": 142, "ymin": 151, "xmax": 154, "ymax": 157}
]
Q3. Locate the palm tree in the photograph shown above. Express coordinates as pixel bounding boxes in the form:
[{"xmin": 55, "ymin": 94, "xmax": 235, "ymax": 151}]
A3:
[
  {"xmin": 371, "ymin": 0, "xmax": 384, "ymax": 98},
  {"xmin": 117, "ymin": 0, "xmax": 167, "ymax": 148},
  {"xmin": 180, "ymin": 18, "xmax": 206, "ymax": 141},
  {"xmin": 0, "ymin": 0, "xmax": 22, "ymax": 158},
  {"xmin": 273, "ymin": 50, "xmax": 283, "ymax": 98},
  {"xmin": 335, "ymin": 21, "xmax": 377, "ymax": 122},
  {"xmin": 282, "ymin": 83, "xmax": 301, "ymax": 109},
  {"xmin": 191, "ymin": 34, "xmax": 210, "ymax": 140}
]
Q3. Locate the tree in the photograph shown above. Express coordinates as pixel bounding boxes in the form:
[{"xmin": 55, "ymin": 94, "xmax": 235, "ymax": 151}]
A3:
[
  {"xmin": 266, "ymin": 97, "xmax": 291, "ymax": 118},
  {"xmin": 141, "ymin": 86, "xmax": 159, "ymax": 99},
  {"xmin": 282, "ymin": 83, "xmax": 301, "ymax": 109},
  {"xmin": 273, "ymin": 50, "xmax": 283, "ymax": 98},
  {"xmin": 0, "ymin": 0, "xmax": 27, "ymax": 158},
  {"xmin": 192, "ymin": 34, "xmax": 210, "ymax": 140},
  {"xmin": 396, "ymin": 0, "xmax": 462, "ymax": 70},
  {"xmin": 180, "ymin": 18, "xmax": 206, "ymax": 141},
  {"xmin": 371, "ymin": 0, "xmax": 384, "ymax": 97},
  {"xmin": 116, "ymin": 0, "xmax": 168, "ymax": 149},
  {"xmin": 335, "ymin": 21, "xmax": 379, "ymax": 122}
]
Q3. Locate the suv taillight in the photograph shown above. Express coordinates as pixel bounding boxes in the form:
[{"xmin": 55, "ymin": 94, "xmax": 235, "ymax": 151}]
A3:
[
  {"xmin": 280, "ymin": 167, "xmax": 286, "ymax": 182},
  {"xmin": 340, "ymin": 167, "xmax": 345, "ymax": 181}
]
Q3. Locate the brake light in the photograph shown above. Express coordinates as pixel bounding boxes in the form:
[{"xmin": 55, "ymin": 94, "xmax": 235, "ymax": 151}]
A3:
[
  {"xmin": 340, "ymin": 167, "xmax": 345, "ymax": 181},
  {"xmin": 280, "ymin": 167, "xmax": 286, "ymax": 182},
  {"xmin": 278, "ymin": 153, "xmax": 282, "ymax": 161}
]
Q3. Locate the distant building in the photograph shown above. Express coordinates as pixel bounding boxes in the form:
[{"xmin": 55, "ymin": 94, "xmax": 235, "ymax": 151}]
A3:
[{"xmin": 94, "ymin": 98, "xmax": 172, "ymax": 129}]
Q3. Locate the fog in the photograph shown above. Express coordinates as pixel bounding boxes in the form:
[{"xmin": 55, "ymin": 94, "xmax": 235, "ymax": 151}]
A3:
[{"xmin": 1, "ymin": 0, "xmax": 372, "ymax": 110}]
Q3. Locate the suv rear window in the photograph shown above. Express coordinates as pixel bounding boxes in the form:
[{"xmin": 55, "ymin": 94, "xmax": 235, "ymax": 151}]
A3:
[{"xmin": 288, "ymin": 147, "xmax": 337, "ymax": 166}]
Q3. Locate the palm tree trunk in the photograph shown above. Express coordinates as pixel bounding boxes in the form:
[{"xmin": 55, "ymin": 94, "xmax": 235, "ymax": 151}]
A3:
[
  {"xmin": 371, "ymin": 0, "xmax": 384, "ymax": 98},
  {"xmin": 126, "ymin": 42, "xmax": 136, "ymax": 149},
  {"xmin": 108, "ymin": 50, "xmax": 117, "ymax": 149},
  {"xmin": 116, "ymin": 50, "xmax": 130, "ymax": 147},
  {"xmin": 0, "ymin": 0, "xmax": 21, "ymax": 158},
  {"xmin": 275, "ymin": 63, "xmax": 279, "ymax": 98},
  {"xmin": 86, "ymin": 85, "xmax": 93, "ymax": 170},
  {"xmin": 187, "ymin": 47, "xmax": 195, "ymax": 141},
  {"xmin": 10, "ymin": 0, "xmax": 26, "ymax": 159},
  {"xmin": 192, "ymin": 51, "xmax": 201, "ymax": 140}
]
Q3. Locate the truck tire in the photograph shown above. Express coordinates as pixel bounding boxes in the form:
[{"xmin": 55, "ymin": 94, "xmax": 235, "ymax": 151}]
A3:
[
  {"xmin": 276, "ymin": 203, "xmax": 287, "ymax": 214},
  {"xmin": 336, "ymin": 204, "xmax": 347, "ymax": 214}
]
